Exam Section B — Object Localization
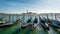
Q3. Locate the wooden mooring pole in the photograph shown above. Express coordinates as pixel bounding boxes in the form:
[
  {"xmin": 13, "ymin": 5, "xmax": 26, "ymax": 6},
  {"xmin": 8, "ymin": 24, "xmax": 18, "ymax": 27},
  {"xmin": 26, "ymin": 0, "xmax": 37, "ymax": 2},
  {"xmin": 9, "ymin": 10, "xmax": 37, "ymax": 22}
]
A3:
[{"xmin": 55, "ymin": 14, "xmax": 57, "ymax": 20}]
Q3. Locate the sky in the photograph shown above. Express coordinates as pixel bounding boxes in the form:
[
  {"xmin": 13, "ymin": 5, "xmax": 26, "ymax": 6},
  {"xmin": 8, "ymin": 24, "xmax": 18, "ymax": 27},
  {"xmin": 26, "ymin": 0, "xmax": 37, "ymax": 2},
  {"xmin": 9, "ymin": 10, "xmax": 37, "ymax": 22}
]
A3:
[{"xmin": 0, "ymin": 0, "xmax": 60, "ymax": 14}]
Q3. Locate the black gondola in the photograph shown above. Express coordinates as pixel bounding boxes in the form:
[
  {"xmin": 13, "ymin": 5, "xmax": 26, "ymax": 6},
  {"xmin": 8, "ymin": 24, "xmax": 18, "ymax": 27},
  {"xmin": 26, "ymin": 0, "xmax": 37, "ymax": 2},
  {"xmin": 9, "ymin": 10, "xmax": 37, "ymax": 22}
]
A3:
[
  {"xmin": 32, "ymin": 16, "xmax": 38, "ymax": 29},
  {"xmin": 21, "ymin": 17, "xmax": 32, "ymax": 29},
  {"xmin": 39, "ymin": 16, "xmax": 49, "ymax": 30},
  {"xmin": 50, "ymin": 20, "xmax": 60, "ymax": 25},
  {"xmin": 47, "ymin": 18, "xmax": 60, "ymax": 29},
  {"xmin": 0, "ymin": 19, "xmax": 20, "ymax": 29}
]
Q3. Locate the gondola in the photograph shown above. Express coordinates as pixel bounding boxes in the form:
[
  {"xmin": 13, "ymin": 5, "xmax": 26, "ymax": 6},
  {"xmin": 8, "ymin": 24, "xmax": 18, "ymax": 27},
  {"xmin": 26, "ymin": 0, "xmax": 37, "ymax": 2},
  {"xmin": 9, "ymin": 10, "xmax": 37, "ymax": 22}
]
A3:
[
  {"xmin": 47, "ymin": 18, "xmax": 60, "ymax": 29},
  {"xmin": 39, "ymin": 16, "xmax": 49, "ymax": 30},
  {"xmin": 0, "ymin": 19, "xmax": 20, "ymax": 29},
  {"xmin": 21, "ymin": 17, "xmax": 32, "ymax": 29},
  {"xmin": 50, "ymin": 20, "xmax": 60, "ymax": 25},
  {"xmin": 32, "ymin": 17, "xmax": 38, "ymax": 29}
]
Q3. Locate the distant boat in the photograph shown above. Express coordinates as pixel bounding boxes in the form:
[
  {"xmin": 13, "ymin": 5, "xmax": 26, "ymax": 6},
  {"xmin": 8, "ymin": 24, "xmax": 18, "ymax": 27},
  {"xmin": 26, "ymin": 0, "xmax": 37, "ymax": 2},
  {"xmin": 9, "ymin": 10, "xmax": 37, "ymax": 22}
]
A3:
[
  {"xmin": 32, "ymin": 16, "xmax": 38, "ymax": 29},
  {"xmin": 47, "ymin": 18, "xmax": 60, "ymax": 29},
  {"xmin": 21, "ymin": 17, "xmax": 32, "ymax": 29},
  {"xmin": 39, "ymin": 16, "xmax": 49, "ymax": 30}
]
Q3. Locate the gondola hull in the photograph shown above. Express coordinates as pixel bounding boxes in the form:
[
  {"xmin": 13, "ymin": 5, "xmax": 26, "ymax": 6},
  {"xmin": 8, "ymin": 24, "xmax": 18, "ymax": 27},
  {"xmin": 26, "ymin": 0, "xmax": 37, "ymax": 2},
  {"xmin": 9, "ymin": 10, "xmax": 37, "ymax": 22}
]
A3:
[
  {"xmin": 41, "ymin": 23, "xmax": 49, "ymax": 30},
  {"xmin": 21, "ymin": 22, "xmax": 31, "ymax": 29},
  {"xmin": 0, "ymin": 19, "xmax": 20, "ymax": 29},
  {"xmin": 32, "ymin": 16, "xmax": 38, "ymax": 29},
  {"xmin": 32, "ymin": 23, "xmax": 38, "ymax": 29},
  {"xmin": 48, "ymin": 19, "xmax": 60, "ymax": 29},
  {"xmin": 39, "ymin": 16, "xmax": 49, "ymax": 30}
]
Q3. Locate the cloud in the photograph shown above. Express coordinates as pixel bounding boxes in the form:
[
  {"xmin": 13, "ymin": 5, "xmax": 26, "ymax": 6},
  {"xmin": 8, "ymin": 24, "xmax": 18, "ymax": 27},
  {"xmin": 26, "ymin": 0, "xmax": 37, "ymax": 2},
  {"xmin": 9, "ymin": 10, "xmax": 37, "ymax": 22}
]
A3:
[{"xmin": 0, "ymin": 0, "xmax": 60, "ymax": 14}]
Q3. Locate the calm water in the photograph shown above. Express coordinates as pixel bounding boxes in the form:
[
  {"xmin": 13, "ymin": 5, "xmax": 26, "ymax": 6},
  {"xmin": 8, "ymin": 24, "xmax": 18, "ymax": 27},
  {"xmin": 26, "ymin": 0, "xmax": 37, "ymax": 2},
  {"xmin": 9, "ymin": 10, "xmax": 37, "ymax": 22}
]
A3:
[
  {"xmin": 0, "ymin": 14, "xmax": 60, "ymax": 34},
  {"xmin": 0, "ymin": 14, "xmax": 60, "ymax": 21}
]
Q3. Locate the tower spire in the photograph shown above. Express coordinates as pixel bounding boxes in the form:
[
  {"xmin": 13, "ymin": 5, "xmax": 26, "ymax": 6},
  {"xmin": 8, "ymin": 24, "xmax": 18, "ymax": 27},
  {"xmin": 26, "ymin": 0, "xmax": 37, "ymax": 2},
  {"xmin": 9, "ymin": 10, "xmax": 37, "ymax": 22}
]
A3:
[{"xmin": 27, "ymin": 10, "xmax": 28, "ymax": 14}]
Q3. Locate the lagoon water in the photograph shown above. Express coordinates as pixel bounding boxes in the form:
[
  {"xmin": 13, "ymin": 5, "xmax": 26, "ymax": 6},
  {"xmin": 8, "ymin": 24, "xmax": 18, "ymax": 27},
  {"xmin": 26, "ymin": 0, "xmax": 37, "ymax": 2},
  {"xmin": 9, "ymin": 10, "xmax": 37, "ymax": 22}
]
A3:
[
  {"xmin": 0, "ymin": 13, "xmax": 60, "ymax": 22},
  {"xmin": 0, "ymin": 13, "xmax": 60, "ymax": 34}
]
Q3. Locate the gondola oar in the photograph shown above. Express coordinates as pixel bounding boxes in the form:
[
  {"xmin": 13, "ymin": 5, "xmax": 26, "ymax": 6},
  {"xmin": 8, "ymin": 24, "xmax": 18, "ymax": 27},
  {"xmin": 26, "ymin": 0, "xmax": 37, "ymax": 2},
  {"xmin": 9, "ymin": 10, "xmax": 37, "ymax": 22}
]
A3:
[
  {"xmin": 21, "ymin": 17, "xmax": 32, "ymax": 29},
  {"xmin": 39, "ymin": 16, "xmax": 49, "ymax": 30},
  {"xmin": 32, "ymin": 16, "xmax": 38, "ymax": 29},
  {"xmin": 47, "ymin": 18, "xmax": 60, "ymax": 29}
]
